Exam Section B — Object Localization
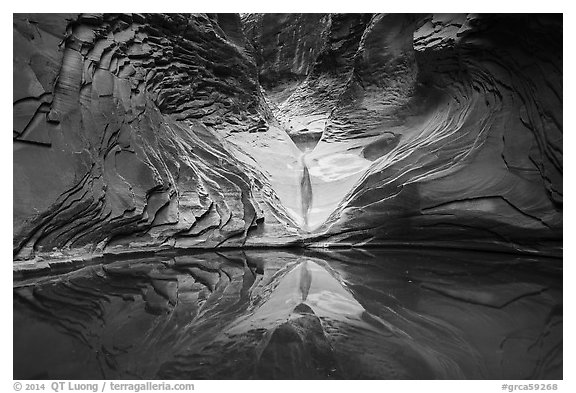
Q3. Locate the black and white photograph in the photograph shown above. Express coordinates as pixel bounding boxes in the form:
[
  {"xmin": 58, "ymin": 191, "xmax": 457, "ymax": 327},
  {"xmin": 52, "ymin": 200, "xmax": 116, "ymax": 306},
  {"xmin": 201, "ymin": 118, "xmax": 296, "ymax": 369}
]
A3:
[{"xmin": 9, "ymin": 3, "xmax": 568, "ymax": 387}]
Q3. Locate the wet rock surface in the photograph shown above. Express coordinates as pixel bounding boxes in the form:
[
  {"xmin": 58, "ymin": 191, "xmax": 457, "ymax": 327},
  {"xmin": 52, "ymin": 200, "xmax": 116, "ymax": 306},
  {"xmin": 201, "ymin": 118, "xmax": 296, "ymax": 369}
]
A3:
[{"xmin": 14, "ymin": 248, "xmax": 562, "ymax": 379}]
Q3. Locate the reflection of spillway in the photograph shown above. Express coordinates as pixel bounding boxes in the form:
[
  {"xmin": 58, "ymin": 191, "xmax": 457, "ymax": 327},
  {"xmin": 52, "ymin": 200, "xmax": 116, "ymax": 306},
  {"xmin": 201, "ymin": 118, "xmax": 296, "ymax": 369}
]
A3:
[
  {"xmin": 227, "ymin": 259, "xmax": 394, "ymax": 334},
  {"xmin": 221, "ymin": 258, "xmax": 451, "ymax": 379}
]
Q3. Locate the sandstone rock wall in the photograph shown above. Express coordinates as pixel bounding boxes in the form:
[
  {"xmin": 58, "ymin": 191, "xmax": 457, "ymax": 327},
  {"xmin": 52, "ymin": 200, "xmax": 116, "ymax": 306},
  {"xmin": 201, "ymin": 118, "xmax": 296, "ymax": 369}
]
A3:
[
  {"xmin": 246, "ymin": 13, "xmax": 562, "ymax": 255},
  {"xmin": 13, "ymin": 13, "xmax": 301, "ymax": 260},
  {"xmin": 13, "ymin": 13, "xmax": 562, "ymax": 260}
]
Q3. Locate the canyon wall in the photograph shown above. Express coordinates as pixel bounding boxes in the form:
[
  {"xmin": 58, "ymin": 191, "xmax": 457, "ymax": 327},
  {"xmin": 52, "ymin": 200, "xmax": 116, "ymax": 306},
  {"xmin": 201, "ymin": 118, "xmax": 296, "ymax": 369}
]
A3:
[{"xmin": 13, "ymin": 13, "xmax": 562, "ymax": 260}]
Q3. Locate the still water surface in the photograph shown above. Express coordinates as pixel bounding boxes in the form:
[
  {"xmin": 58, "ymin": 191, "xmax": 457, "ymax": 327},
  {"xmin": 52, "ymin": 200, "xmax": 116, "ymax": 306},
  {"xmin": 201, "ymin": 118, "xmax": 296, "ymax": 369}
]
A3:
[{"xmin": 14, "ymin": 248, "xmax": 562, "ymax": 379}]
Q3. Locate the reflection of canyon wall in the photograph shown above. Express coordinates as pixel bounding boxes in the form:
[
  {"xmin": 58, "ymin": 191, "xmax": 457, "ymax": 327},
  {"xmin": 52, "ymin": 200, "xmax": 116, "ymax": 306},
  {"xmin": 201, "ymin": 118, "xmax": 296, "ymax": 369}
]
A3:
[
  {"xmin": 13, "ymin": 13, "xmax": 562, "ymax": 259},
  {"xmin": 14, "ymin": 249, "xmax": 562, "ymax": 379}
]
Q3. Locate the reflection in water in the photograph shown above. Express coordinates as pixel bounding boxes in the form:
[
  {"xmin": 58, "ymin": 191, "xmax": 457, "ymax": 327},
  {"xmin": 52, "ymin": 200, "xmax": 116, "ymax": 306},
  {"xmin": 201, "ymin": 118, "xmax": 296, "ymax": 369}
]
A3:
[{"xmin": 13, "ymin": 248, "xmax": 562, "ymax": 379}]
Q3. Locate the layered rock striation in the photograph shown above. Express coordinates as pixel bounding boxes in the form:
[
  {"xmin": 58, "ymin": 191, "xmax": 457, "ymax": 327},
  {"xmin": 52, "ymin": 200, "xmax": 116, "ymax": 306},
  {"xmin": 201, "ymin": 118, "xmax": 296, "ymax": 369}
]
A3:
[
  {"xmin": 13, "ymin": 13, "xmax": 301, "ymax": 261},
  {"xmin": 244, "ymin": 13, "xmax": 563, "ymax": 254},
  {"xmin": 13, "ymin": 13, "xmax": 562, "ymax": 261}
]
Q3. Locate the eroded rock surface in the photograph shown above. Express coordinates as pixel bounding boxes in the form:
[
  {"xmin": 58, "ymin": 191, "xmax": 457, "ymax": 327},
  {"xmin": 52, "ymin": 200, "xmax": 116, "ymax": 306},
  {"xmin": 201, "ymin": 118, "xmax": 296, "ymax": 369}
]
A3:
[
  {"xmin": 13, "ymin": 13, "xmax": 302, "ymax": 261},
  {"xmin": 246, "ymin": 14, "xmax": 562, "ymax": 254},
  {"xmin": 13, "ymin": 13, "xmax": 562, "ymax": 260}
]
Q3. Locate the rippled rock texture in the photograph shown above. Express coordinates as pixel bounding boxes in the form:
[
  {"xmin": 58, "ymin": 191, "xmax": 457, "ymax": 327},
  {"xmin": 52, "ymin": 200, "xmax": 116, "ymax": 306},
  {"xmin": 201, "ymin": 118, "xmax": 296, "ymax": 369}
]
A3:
[
  {"xmin": 13, "ymin": 13, "xmax": 301, "ymax": 261},
  {"xmin": 14, "ymin": 249, "xmax": 562, "ymax": 379},
  {"xmin": 244, "ymin": 14, "xmax": 562, "ymax": 254},
  {"xmin": 14, "ymin": 13, "xmax": 562, "ymax": 259}
]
